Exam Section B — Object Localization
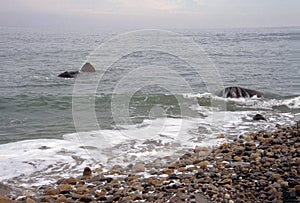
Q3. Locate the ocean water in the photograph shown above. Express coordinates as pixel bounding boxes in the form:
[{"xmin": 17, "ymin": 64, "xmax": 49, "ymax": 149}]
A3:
[{"xmin": 0, "ymin": 26, "xmax": 299, "ymax": 193}]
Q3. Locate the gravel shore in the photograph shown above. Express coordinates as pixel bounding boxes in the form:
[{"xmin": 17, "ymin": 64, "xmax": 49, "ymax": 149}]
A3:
[{"xmin": 1, "ymin": 122, "xmax": 299, "ymax": 203}]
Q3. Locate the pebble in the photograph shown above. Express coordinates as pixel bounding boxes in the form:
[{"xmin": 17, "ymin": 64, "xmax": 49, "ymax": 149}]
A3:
[
  {"xmin": 253, "ymin": 114, "xmax": 266, "ymax": 121},
  {"xmin": 58, "ymin": 184, "xmax": 72, "ymax": 192},
  {"xmin": 82, "ymin": 167, "xmax": 92, "ymax": 179}
]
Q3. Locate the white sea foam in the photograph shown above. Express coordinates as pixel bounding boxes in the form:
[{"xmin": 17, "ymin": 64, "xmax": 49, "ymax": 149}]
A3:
[
  {"xmin": 184, "ymin": 93, "xmax": 300, "ymax": 110},
  {"xmin": 281, "ymin": 96, "xmax": 300, "ymax": 109},
  {"xmin": 0, "ymin": 139, "xmax": 93, "ymax": 190},
  {"xmin": 0, "ymin": 116, "xmax": 217, "ymax": 191}
]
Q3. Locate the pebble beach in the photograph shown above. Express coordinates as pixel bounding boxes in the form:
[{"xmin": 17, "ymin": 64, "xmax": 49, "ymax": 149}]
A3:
[
  {"xmin": 1, "ymin": 122, "xmax": 299, "ymax": 203},
  {"xmin": 0, "ymin": 0, "xmax": 299, "ymax": 202}
]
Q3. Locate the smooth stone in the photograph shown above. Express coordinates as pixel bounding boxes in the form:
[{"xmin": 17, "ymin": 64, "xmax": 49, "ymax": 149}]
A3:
[
  {"xmin": 44, "ymin": 188, "xmax": 59, "ymax": 195},
  {"xmin": 132, "ymin": 162, "xmax": 145, "ymax": 172},
  {"xmin": 75, "ymin": 185, "xmax": 90, "ymax": 194},
  {"xmin": 194, "ymin": 146, "xmax": 209, "ymax": 153},
  {"xmin": 253, "ymin": 114, "xmax": 266, "ymax": 121},
  {"xmin": 80, "ymin": 62, "xmax": 96, "ymax": 72},
  {"xmin": 57, "ymin": 177, "xmax": 77, "ymax": 185},
  {"xmin": 82, "ymin": 167, "xmax": 92, "ymax": 179},
  {"xmin": 56, "ymin": 195, "xmax": 67, "ymax": 203},
  {"xmin": 78, "ymin": 194, "xmax": 92, "ymax": 203},
  {"xmin": 97, "ymin": 196, "xmax": 107, "ymax": 201},
  {"xmin": 198, "ymin": 161, "xmax": 210, "ymax": 169},
  {"xmin": 272, "ymin": 138, "xmax": 283, "ymax": 144},
  {"xmin": 58, "ymin": 184, "xmax": 72, "ymax": 192}
]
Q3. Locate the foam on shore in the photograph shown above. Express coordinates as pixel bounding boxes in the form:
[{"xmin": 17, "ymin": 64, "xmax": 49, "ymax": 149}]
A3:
[{"xmin": 0, "ymin": 110, "xmax": 297, "ymax": 193}]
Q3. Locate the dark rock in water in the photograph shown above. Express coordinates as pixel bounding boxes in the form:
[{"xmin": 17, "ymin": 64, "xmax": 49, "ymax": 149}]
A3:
[
  {"xmin": 58, "ymin": 62, "xmax": 95, "ymax": 78},
  {"xmin": 82, "ymin": 167, "xmax": 92, "ymax": 178},
  {"xmin": 221, "ymin": 86, "xmax": 262, "ymax": 98},
  {"xmin": 253, "ymin": 114, "xmax": 266, "ymax": 121},
  {"xmin": 57, "ymin": 71, "xmax": 79, "ymax": 78}
]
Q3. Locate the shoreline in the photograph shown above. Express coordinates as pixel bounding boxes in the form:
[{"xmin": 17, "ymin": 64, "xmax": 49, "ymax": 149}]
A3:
[{"xmin": 1, "ymin": 122, "xmax": 299, "ymax": 203}]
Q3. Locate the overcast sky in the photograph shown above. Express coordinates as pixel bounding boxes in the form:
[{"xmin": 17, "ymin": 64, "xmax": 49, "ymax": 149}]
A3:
[{"xmin": 0, "ymin": 0, "xmax": 299, "ymax": 30}]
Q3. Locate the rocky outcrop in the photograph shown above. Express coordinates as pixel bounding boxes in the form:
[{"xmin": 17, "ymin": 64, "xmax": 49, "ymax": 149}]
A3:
[
  {"xmin": 57, "ymin": 71, "xmax": 79, "ymax": 78},
  {"xmin": 80, "ymin": 62, "xmax": 95, "ymax": 72},
  {"xmin": 221, "ymin": 86, "xmax": 262, "ymax": 98},
  {"xmin": 58, "ymin": 62, "xmax": 95, "ymax": 78}
]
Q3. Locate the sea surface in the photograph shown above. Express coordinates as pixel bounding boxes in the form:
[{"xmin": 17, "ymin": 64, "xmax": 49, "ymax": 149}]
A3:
[{"xmin": 0, "ymin": 26, "xmax": 299, "ymax": 193}]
